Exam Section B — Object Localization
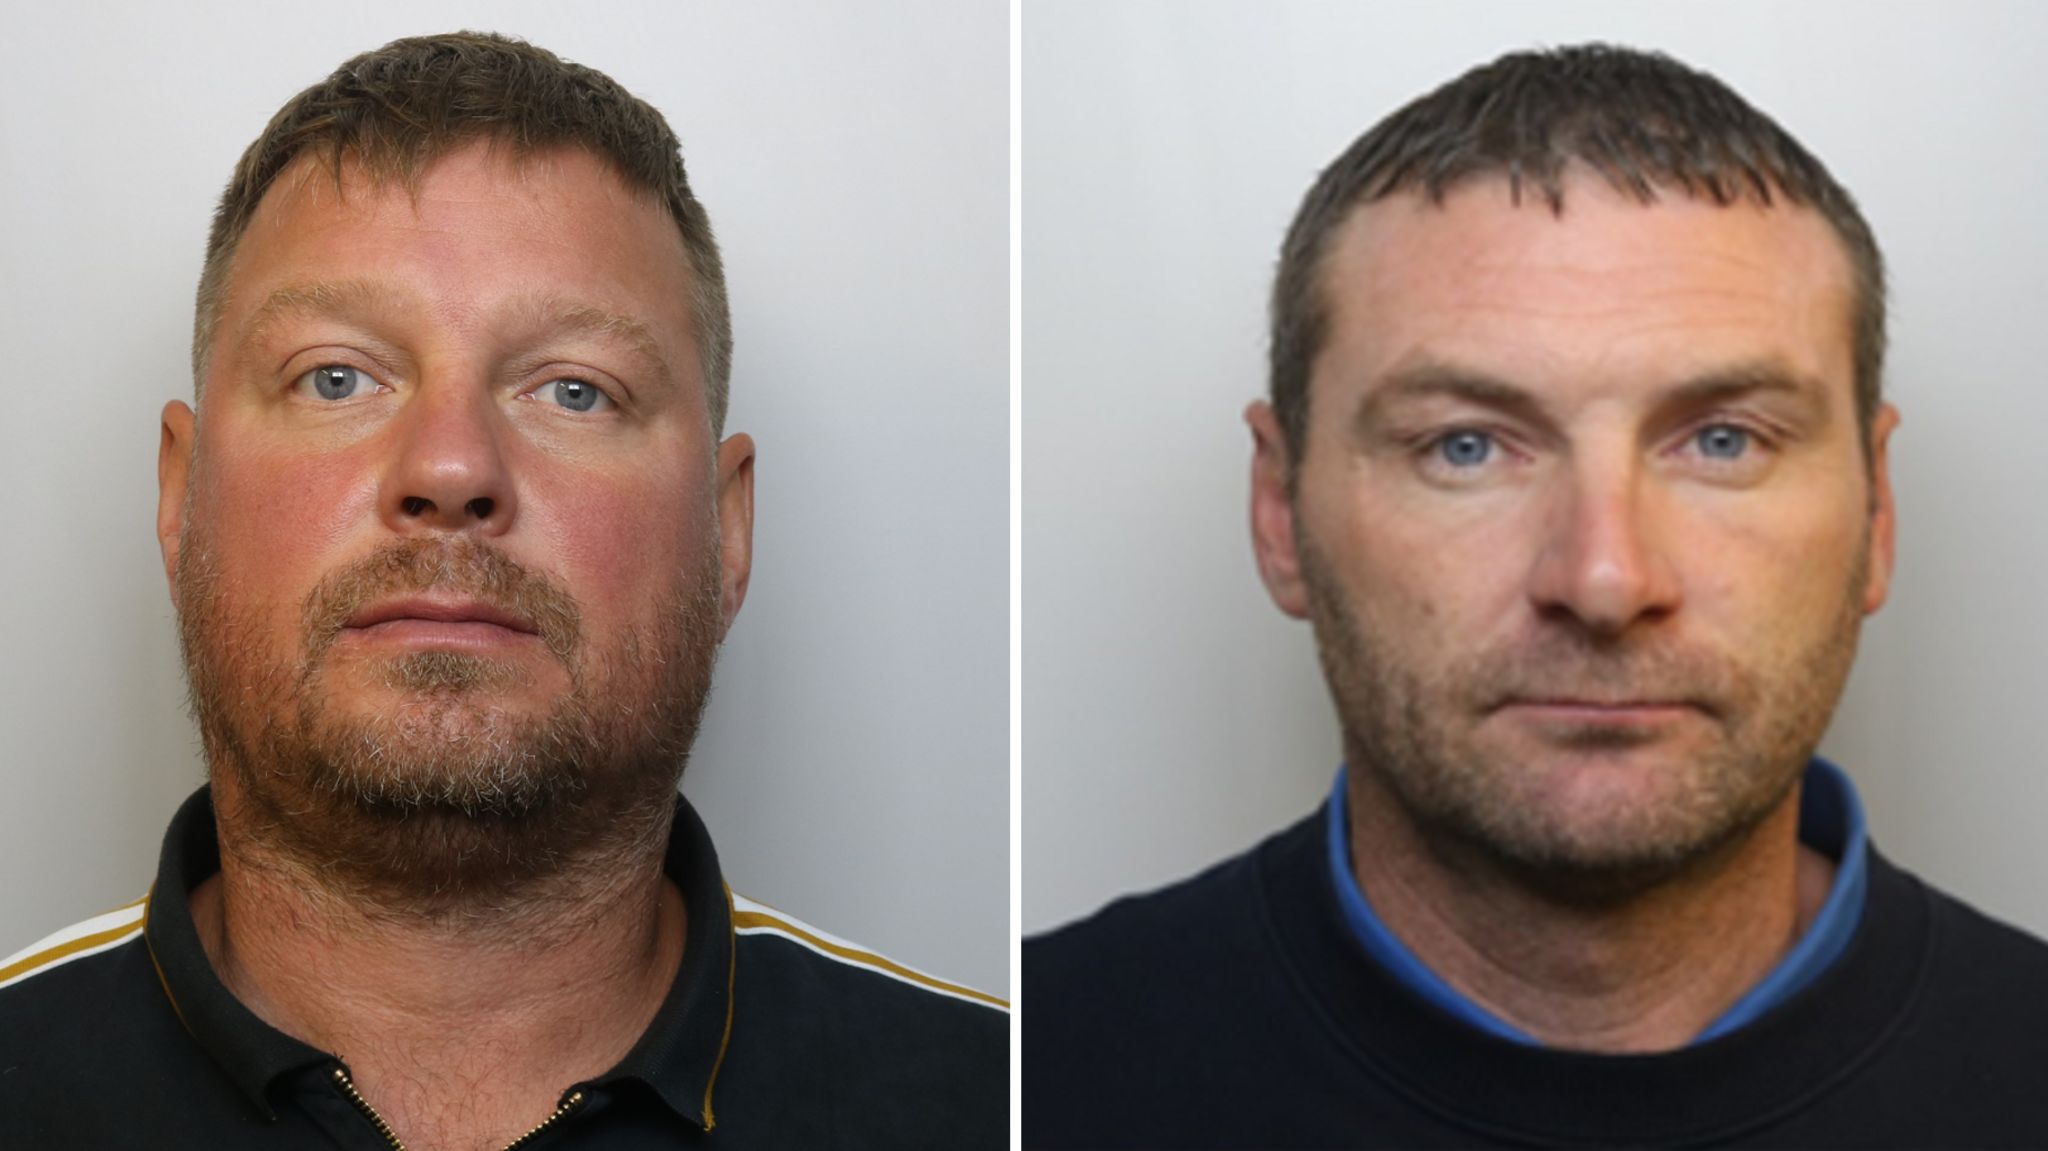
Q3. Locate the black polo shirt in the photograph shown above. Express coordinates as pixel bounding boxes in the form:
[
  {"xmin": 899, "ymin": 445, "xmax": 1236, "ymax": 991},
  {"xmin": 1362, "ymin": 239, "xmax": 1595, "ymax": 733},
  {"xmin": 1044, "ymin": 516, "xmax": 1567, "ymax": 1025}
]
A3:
[{"xmin": 0, "ymin": 787, "xmax": 1006, "ymax": 1149}]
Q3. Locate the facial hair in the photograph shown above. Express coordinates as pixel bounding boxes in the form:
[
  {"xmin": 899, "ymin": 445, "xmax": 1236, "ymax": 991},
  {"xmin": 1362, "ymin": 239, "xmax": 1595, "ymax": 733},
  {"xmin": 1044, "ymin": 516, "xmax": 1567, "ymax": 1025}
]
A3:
[
  {"xmin": 1299, "ymin": 524, "xmax": 1869, "ymax": 906},
  {"xmin": 175, "ymin": 526, "xmax": 724, "ymax": 918}
]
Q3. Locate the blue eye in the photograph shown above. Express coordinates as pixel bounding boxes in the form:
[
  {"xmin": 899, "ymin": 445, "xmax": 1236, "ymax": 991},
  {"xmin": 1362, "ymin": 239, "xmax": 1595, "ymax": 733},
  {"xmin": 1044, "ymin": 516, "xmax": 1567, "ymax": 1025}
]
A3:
[
  {"xmin": 1695, "ymin": 424, "xmax": 1750, "ymax": 460},
  {"xmin": 298, "ymin": 364, "xmax": 371, "ymax": 401},
  {"xmin": 538, "ymin": 379, "xmax": 609, "ymax": 413},
  {"xmin": 1436, "ymin": 430, "xmax": 1494, "ymax": 468}
]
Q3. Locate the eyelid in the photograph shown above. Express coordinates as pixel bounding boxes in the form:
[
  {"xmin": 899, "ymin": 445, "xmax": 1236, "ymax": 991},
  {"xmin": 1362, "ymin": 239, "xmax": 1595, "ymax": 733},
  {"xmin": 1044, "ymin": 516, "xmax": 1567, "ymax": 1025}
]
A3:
[
  {"xmin": 283, "ymin": 344, "xmax": 389, "ymax": 375},
  {"xmin": 1406, "ymin": 424, "xmax": 1533, "ymax": 487},
  {"xmin": 1412, "ymin": 422, "xmax": 1531, "ymax": 458},
  {"xmin": 277, "ymin": 333, "xmax": 405, "ymax": 381}
]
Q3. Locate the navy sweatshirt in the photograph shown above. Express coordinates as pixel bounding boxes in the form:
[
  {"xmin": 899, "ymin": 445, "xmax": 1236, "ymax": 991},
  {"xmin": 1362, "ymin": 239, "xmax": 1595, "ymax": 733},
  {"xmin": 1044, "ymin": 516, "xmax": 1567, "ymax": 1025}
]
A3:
[{"xmin": 1026, "ymin": 807, "xmax": 2048, "ymax": 1148}]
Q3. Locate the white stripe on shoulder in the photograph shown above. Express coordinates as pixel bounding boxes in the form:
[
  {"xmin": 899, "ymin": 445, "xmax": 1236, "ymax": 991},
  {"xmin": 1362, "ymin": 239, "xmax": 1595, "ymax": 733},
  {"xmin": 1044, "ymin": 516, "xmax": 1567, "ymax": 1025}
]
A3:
[
  {"xmin": 730, "ymin": 892, "xmax": 1007, "ymax": 1012},
  {"xmin": 0, "ymin": 895, "xmax": 148, "ymax": 992}
]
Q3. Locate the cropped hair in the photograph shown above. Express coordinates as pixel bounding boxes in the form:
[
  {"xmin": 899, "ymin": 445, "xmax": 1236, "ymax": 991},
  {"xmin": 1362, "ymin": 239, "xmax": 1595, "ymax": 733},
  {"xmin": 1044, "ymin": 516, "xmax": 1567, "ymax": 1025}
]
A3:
[
  {"xmin": 192, "ymin": 31, "xmax": 732, "ymax": 434},
  {"xmin": 1270, "ymin": 43, "xmax": 1885, "ymax": 469}
]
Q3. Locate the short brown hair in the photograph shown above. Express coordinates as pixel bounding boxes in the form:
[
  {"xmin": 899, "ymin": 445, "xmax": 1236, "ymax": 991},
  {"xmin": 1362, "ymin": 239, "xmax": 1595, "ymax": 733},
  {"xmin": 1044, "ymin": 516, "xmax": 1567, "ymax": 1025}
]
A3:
[
  {"xmin": 192, "ymin": 31, "xmax": 733, "ymax": 433},
  {"xmin": 1270, "ymin": 43, "xmax": 1885, "ymax": 469}
]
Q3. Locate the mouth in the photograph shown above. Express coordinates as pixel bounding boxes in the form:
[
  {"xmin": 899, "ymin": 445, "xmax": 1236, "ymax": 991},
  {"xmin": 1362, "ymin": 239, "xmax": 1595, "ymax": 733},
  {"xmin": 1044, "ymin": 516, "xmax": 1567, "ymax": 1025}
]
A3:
[
  {"xmin": 341, "ymin": 597, "xmax": 542, "ymax": 645},
  {"xmin": 1494, "ymin": 698, "xmax": 1707, "ymax": 725}
]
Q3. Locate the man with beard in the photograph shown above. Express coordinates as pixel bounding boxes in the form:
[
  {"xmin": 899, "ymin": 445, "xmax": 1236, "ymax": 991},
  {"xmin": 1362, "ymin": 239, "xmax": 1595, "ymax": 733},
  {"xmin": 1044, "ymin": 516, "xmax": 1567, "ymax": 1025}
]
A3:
[
  {"xmin": 1026, "ymin": 44, "xmax": 2048, "ymax": 1149},
  {"xmin": 0, "ymin": 32, "xmax": 1004, "ymax": 1150}
]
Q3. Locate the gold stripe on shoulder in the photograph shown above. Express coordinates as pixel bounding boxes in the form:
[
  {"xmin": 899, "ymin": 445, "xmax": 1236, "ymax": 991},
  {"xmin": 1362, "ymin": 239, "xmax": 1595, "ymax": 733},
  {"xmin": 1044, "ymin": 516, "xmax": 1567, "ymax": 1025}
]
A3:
[
  {"xmin": 732, "ymin": 905, "xmax": 1009, "ymax": 1011},
  {"xmin": 702, "ymin": 882, "xmax": 740, "ymax": 1131},
  {"xmin": 0, "ymin": 897, "xmax": 149, "ymax": 987}
]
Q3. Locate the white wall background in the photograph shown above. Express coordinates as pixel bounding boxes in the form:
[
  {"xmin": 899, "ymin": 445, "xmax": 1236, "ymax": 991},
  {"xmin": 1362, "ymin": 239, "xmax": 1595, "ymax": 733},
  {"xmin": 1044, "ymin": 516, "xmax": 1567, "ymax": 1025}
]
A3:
[
  {"xmin": 1025, "ymin": 0, "xmax": 2048, "ymax": 938},
  {"xmin": 0, "ymin": 1, "xmax": 1008, "ymax": 998}
]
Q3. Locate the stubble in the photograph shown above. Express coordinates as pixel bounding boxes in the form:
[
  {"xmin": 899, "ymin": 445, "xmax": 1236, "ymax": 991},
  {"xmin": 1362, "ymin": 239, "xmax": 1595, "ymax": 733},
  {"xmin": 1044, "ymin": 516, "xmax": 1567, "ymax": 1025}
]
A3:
[
  {"xmin": 1299, "ymin": 525, "xmax": 1868, "ymax": 905},
  {"xmin": 175, "ymin": 525, "xmax": 723, "ymax": 920}
]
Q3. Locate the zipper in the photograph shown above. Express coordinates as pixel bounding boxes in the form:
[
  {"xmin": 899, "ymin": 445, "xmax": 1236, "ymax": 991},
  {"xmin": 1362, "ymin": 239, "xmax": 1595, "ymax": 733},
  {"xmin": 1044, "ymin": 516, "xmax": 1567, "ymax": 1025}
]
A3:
[
  {"xmin": 331, "ymin": 1067, "xmax": 408, "ymax": 1151},
  {"xmin": 331, "ymin": 1065, "xmax": 589, "ymax": 1151},
  {"xmin": 499, "ymin": 1088, "xmax": 589, "ymax": 1151}
]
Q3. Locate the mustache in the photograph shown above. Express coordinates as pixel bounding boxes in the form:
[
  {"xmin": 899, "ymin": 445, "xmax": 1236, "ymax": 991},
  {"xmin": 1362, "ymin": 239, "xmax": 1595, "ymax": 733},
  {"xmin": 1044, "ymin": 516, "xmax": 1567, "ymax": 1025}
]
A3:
[
  {"xmin": 300, "ymin": 538, "xmax": 583, "ymax": 667},
  {"xmin": 1460, "ymin": 631, "xmax": 1747, "ymax": 717}
]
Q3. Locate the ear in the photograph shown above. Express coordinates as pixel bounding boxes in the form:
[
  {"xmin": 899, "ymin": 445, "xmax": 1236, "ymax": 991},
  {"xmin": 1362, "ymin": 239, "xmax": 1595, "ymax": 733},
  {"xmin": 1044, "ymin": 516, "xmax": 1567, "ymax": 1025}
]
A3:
[
  {"xmin": 158, "ymin": 401, "xmax": 196, "ymax": 610},
  {"xmin": 714, "ymin": 432, "xmax": 757, "ymax": 634},
  {"xmin": 1860, "ymin": 402, "xmax": 1901, "ymax": 615},
  {"xmin": 1247, "ymin": 401, "xmax": 1311, "ymax": 619}
]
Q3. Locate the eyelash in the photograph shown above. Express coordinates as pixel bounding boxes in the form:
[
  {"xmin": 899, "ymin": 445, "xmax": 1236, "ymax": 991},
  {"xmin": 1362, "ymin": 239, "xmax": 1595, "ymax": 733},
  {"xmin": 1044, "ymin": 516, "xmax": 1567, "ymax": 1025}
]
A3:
[
  {"xmin": 1675, "ymin": 418, "xmax": 1779, "ymax": 463},
  {"xmin": 290, "ymin": 362, "xmax": 386, "ymax": 402},
  {"xmin": 286, "ymin": 361, "xmax": 621, "ymax": 413},
  {"xmin": 1409, "ymin": 424, "xmax": 1524, "ymax": 467},
  {"xmin": 1406, "ymin": 417, "xmax": 1780, "ymax": 472},
  {"xmin": 525, "ymin": 377, "xmax": 616, "ymax": 414}
]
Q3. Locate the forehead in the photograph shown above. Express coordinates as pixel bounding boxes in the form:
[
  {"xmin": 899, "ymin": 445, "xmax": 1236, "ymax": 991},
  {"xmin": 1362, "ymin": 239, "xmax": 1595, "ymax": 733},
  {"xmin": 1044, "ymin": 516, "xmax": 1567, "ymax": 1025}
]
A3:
[
  {"xmin": 1310, "ymin": 173, "xmax": 1858, "ymax": 407},
  {"xmin": 216, "ymin": 141, "xmax": 696, "ymax": 369}
]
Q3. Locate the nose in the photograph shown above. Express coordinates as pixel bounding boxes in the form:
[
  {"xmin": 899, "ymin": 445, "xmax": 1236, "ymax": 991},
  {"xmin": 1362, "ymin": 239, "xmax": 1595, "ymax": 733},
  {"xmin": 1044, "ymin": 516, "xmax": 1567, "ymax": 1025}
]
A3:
[
  {"xmin": 1524, "ymin": 455, "xmax": 1681, "ymax": 636},
  {"xmin": 379, "ymin": 383, "xmax": 516, "ymax": 536}
]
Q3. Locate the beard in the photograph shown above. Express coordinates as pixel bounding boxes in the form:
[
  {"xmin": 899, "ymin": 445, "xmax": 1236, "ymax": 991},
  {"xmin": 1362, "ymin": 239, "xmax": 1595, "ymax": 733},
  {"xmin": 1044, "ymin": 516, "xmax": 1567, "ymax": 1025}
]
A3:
[
  {"xmin": 1300, "ymin": 526, "xmax": 1868, "ymax": 906},
  {"xmin": 175, "ymin": 525, "xmax": 724, "ymax": 916}
]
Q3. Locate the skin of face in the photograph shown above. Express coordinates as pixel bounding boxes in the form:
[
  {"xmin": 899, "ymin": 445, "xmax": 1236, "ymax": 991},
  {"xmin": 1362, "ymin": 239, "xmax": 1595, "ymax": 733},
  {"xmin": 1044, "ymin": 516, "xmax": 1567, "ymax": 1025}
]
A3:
[
  {"xmin": 1248, "ymin": 172, "xmax": 1898, "ymax": 897},
  {"xmin": 156, "ymin": 139, "xmax": 755, "ymax": 908}
]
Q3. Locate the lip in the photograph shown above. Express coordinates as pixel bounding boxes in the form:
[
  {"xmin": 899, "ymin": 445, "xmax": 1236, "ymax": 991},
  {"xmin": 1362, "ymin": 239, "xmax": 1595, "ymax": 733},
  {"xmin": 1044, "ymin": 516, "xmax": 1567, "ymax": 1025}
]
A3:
[
  {"xmin": 343, "ymin": 597, "xmax": 540, "ymax": 636},
  {"xmin": 1496, "ymin": 699, "xmax": 1703, "ymax": 723}
]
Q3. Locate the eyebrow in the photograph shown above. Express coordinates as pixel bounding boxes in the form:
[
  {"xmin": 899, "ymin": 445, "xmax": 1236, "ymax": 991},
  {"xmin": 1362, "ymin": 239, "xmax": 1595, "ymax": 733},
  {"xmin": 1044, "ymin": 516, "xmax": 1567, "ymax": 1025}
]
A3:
[
  {"xmin": 505, "ymin": 293, "xmax": 673, "ymax": 384},
  {"xmin": 237, "ymin": 278, "xmax": 406, "ymax": 354},
  {"xmin": 237, "ymin": 279, "xmax": 674, "ymax": 383},
  {"xmin": 1354, "ymin": 357, "xmax": 1834, "ymax": 438}
]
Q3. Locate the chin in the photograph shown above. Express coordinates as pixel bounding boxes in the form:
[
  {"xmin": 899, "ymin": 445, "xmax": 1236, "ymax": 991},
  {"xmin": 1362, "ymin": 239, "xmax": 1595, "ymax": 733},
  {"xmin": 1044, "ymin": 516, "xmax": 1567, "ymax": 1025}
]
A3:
[
  {"xmin": 317, "ymin": 708, "xmax": 589, "ymax": 814},
  {"xmin": 1457, "ymin": 774, "xmax": 1788, "ymax": 904},
  {"xmin": 346, "ymin": 646, "xmax": 562, "ymax": 693},
  {"xmin": 227, "ymin": 692, "xmax": 681, "ymax": 911},
  {"xmin": 1382, "ymin": 728, "xmax": 1803, "ymax": 904}
]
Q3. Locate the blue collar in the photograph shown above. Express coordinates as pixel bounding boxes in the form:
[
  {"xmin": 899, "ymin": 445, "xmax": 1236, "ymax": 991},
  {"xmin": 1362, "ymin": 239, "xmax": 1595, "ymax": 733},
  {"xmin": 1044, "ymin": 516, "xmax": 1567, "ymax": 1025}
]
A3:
[{"xmin": 1324, "ymin": 758, "xmax": 1870, "ymax": 1046}]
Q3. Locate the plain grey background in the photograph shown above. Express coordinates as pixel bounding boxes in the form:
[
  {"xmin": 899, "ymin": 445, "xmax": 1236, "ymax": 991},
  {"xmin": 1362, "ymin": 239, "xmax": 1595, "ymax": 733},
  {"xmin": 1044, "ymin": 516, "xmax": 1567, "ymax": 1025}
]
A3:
[
  {"xmin": 1025, "ymin": 0, "xmax": 2048, "ymax": 938},
  {"xmin": 0, "ymin": 1, "xmax": 1007, "ymax": 998}
]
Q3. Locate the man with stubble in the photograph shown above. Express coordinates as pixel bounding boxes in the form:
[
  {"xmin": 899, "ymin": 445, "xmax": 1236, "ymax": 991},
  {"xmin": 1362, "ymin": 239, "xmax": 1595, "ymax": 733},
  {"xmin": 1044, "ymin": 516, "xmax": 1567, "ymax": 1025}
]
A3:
[
  {"xmin": 1, "ymin": 32, "xmax": 1004, "ymax": 1150},
  {"xmin": 1027, "ymin": 44, "xmax": 2048, "ymax": 1148}
]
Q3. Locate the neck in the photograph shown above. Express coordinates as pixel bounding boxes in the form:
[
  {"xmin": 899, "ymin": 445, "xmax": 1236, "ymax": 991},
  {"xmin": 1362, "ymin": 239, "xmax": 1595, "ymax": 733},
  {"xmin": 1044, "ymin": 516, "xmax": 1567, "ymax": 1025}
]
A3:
[
  {"xmin": 1346, "ymin": 765, "xmax": 1833, "ymax": 1053},
  {"xmin": 190, "ymin": 772, "xmax": 686, "ymax": 1147}
]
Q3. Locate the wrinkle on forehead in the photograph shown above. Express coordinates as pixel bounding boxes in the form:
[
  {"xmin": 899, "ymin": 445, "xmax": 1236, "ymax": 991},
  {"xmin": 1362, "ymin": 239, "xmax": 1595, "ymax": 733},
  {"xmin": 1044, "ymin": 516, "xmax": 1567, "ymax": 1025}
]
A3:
[
  {"xmin": 1315, "ymin": 175, "xmax": 1859, "ymax": 411},
  {"xmin": 234, "ymin": 278, "xmax": 673, "ymax": 386},
  {"xmin": 209, "ymin": 141, "xmax": 697, "ymax": 409}
]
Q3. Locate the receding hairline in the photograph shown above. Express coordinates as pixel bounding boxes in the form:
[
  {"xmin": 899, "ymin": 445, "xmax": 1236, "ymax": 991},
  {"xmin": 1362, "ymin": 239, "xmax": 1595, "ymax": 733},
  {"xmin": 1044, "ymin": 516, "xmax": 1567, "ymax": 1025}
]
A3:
[{"xmin": 1321, "ymin": 163, "xmax": 1858, "ymax": 298}]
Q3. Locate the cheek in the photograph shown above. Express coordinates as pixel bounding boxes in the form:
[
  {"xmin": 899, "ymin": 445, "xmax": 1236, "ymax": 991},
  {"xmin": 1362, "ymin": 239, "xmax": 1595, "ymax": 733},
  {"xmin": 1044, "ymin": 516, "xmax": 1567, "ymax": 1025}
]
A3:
[
  {"xmin": 192, "ymin": 448, "xmax": 381, "ymax": 640},
  {"xmin": 1687, "ymin": 494, "xmax": 1869, "ymax": 631},
  {"xmin": 527, "ymin": 468, "xmax": 714, "ymax": 629},
  {"xmin": 190, "ymin": 413, "xmax": 716, "ymax": 648},
  {"xmin": 1330, "ymin": 481, "xmax": 1530, "ymax": 618},
  {"xmin": 1309, "ymin": 502, "xmax": 1504, "ymax": 665}
]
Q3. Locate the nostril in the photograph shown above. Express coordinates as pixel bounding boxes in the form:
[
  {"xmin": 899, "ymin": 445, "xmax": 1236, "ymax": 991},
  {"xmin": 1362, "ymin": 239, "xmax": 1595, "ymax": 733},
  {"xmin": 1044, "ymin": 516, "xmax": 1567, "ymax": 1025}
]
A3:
[
  {"xmin": 466, "ymin": 497, "xmax": 495, "ymax": 519},
  {"xmin": 402, "ymin": 496, "xmax": 432, "ymax": 517}
]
